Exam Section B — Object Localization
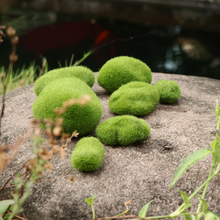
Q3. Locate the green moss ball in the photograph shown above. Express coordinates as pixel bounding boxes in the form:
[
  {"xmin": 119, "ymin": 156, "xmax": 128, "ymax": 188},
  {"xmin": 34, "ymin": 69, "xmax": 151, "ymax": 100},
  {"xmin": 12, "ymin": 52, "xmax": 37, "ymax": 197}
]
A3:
[
  {"xmin": 97, "ymin": 56, "xmax": 152, "ymax": 93},
  {"xmin": 71, "ymin": 137, "xmax": 105, "ymax": 172},
  {"xmin": 154, "ymin": 80, "xmax": 181, "ymax": 104},
  {"xmin": 32, "ymin": 77, "xmax": 103, "ymax": 136},
  {"xmin": 108, "ymin": 81, "xmax": 159, "ymax": 116},
  {"xmin": 34, "ymin": 66, "xmax": 95, "ymax": 96},
  {"xmin": 96, "ymin": 115, "xmax": 151, "ymax": 146}
]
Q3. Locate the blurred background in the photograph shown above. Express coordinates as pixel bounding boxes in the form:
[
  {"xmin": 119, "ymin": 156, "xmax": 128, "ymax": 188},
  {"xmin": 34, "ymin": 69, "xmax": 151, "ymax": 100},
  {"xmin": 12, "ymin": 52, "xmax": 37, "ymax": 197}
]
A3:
[{"xmin": 1, "ymin": 0, "xmax": 220, "ymax": 79}]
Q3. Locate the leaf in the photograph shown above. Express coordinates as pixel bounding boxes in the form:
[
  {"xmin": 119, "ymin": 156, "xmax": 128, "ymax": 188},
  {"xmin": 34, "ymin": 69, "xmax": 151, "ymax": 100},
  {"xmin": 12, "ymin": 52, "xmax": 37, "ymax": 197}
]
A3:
[
  {"xmin": 215, "ymin": 138, "xmax": 220, "ymax": 165},
  {"xmin": 170, "ymin": 149, "xmax": 212, "ymax": 189},
  {"xmin": 138, "ymin": 200, "xmax": 154, "ymax": 218},
  {"xmin": 182, "ymin": 211, "xmax": 195, "ymax": 220},
  {"xmin": 85, "ymin": 195, "xmax": 97, "ymax": 206},
  {"xmin": 211, "ymin": 140, "xmax": 217, "ymax": 151},
  {"xmin": 0, "ymin": 200, "xmax": 14, "ymax": 214},
  {"xmin": 179, "ymin": 191, "xmax": 192, "ymax": 209},
  {"xmin": 197, "ymin": 196, "xmax": 208, "ymax": 213},
  {"xmin": 205, "ymin": 211, "xmax": 220, "ymax": 220}
]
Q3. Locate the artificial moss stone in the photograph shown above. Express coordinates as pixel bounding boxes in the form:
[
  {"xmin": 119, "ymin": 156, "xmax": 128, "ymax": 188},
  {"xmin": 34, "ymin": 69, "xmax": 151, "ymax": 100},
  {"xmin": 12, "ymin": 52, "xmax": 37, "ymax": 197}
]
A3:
[
  {"xmin": 108, "ymin": 81, "xmax": 159, "ymax": 116},
  {"xmin": 97, "ymin": 56, "xmax": 152, "ymax": 93},
  {"xmin": 32, "ymin": 77, "xmax": 103, "ymax": 136},
  {"xmin": 96, "ymin": 115, "xmax": 151, "ymax": 146},
  {"xmin": 34, "ymin": 66, "xmax": 95, "ymax": 96},
  {"xmin": 154, "ymin": 80, "xmax": 181, "ymax": 104},
  {"xmin": 71, "ymin": 137, "xmax": 105, "ymax": 172}
]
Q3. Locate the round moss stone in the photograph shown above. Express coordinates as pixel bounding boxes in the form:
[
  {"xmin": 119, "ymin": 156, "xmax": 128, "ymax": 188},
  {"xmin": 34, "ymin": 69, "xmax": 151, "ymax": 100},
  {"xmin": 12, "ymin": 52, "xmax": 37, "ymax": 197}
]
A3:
[
  {"xmin": 71, "ymin": 137, "xmax": 105, "ymax": 172},
  {"xmin": 34, "ymin": 66, "xmax": 95, "ymax": 96},
  {"xmin": 97, "ymin": 56, "xmax": 152, "ymax": 93},
  {"xmin": 154, "ymin": 80, "xmax": 181, "ymax": 104},
  {"xmin": 96, "ymin": 115, "xmax": 151, "ymax": 146},
  {"xmin": 32, "ymin": 77, "xmax": 103, "ymax": 136},
  {"xmin": 108, "ymin": 81, "xmax": 159, "ymax": 116}
]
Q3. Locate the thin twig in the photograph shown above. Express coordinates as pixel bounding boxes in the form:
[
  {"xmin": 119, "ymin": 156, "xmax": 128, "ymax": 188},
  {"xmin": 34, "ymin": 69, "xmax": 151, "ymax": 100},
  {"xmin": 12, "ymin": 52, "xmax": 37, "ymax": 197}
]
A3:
[
  {"xmin": 89, "ymin": 215, "xmax": 141, "ymax": 220},
  {"xmin": 6, "ymin": 211, "xmax": 27, "ymax": 220},
  {"xmin": 0, "ymin": 84, "xmax": 6, "ymax": 136},
  {"xmin": 0, "ymin": 165, "xmax": 25, "ymax": 192}
]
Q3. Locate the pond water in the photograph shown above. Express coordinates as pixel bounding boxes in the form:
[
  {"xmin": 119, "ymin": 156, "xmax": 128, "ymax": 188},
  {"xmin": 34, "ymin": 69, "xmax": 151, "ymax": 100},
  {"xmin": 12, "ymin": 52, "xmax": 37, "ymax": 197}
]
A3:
[{"xmin": 1, "ymin": 9, "xmax": 220, "ymax": 79}]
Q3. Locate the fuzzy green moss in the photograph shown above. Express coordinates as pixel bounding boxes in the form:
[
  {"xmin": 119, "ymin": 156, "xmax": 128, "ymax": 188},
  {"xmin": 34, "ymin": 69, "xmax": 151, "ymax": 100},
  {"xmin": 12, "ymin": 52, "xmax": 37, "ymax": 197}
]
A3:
[
  {"xmin": 154, "ymin": 80, "xmax": 181, "ymax": 104},
  {"xmin": 108, "ymin": 81, "xmax": 159, "ymax": 116},
  {"xmin": 32, "ymin": 77, "xmax": 103, "ymax": 136},
  {"xmin": 97, "ymin": 56, "xmax": 152, "ymax": 93},
  {"xmin": 71, "ymin": 137, "xmax": 105, "ymax": 172},
  {"xmin": 34, "ymin": 66, "xmax": 95, "ymax": 96},
  {"xmin": 96, "ymin": 115, "xmax": 150, "ymax": 146}
]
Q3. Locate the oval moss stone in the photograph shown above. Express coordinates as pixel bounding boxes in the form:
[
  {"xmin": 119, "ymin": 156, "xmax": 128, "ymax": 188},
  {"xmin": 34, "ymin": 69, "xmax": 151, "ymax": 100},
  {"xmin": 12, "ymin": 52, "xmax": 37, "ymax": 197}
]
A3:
[
  {"xmin": 154, "ymin": 80, "xmax": 181, "ymax": 104},
  {"xmin": 71, "ymin": 137, "xmax": 105, "ymax": 172},
  {"xmin": 96, "ymin": 115, "xmax": 151, "ymax": 146},
  {"xmin": 34, "ymin": 66, "xmax": 95, "ymax": 96},
  {"xmin": 32, "ymin": 77, "xmax": 103, "ymax": 136},
  {"xmin": 109, "ymin": 81, "xmax": 159, "ymax": 116},
  {"xmin": 97, "ymin": 56, "xmax": 152, "ymax": 93}
]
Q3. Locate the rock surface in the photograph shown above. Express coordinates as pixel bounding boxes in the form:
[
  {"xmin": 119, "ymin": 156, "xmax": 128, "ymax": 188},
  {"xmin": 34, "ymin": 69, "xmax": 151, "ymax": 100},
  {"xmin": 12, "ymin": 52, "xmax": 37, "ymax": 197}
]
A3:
[{"xmin": 1, "ymin": 72, "xmax": 220, "ymax": 219}]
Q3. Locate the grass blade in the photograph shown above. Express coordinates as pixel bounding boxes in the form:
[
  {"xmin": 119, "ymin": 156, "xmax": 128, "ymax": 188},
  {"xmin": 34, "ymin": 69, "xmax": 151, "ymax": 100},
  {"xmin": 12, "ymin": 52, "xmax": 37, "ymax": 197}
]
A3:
[
  {"xmin": 170, "ymin": 149, "xmax": 212, "ymax": 189},
  {"xmin": 138, "ymin": 200, "xmax": 154, "ymax": 218}
]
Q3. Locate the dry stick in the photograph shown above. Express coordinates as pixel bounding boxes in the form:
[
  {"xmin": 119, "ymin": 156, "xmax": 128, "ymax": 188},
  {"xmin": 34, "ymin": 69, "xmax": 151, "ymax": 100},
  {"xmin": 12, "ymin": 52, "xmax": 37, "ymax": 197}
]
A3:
[
  {"xmin": 0, "ymin": 165, "xmax": 25, "ymax": 192},
  {"xmin": 0, "ymin": 84, "xmax": 6, "ymax": 136},
  {"xmin": 6, "ymin": 211, "xmax": 27, "ymax": 220},
  {"xmin": 89, "ymin": 215, "xmax": 141, "ymax": 220},
  {"xmin": 4, "ymin": 128, "xmax": 33, "ymax": 170}
]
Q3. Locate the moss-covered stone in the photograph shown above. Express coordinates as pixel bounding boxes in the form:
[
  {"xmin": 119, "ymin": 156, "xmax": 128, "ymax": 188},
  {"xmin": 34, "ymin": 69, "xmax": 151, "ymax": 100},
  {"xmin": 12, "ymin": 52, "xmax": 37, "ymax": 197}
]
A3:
[
  {"xmin": 154, "ymin": 80, "xmax": 181, "ymax": 104},
  {"xmin": 71, "ymin": 137, "xmax": 105, "ymax": 172},
  {"xmin": 108, "ymin": 81, "xmax": 159, "ymax": 116},
  {"xmin": 34, "ymin": 66, "xmax": 95, "ymax": 96},
  {"xmin": 32, "ymin": 77, "xmax": 103, "ymax": 136},
  {"xmin": 96, "ymin": 115, "xmax": 151, "ymax": 146},
  {"xmin": 97, "ymin": 56, "xmax": 152, "ymax": 93}
]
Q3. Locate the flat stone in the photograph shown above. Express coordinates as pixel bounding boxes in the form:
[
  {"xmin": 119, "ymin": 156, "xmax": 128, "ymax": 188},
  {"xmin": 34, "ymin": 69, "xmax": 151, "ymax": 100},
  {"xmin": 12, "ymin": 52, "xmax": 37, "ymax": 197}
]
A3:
[{"xmin": 1, "ymin": 72, "xmax": 220, "ymax": 219}]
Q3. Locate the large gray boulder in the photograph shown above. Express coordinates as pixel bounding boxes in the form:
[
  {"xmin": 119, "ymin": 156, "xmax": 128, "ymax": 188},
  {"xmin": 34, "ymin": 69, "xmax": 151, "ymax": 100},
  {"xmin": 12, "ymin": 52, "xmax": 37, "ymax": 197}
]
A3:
[{"xmin": 1, "ymin": 72, "xmax": 220, "ymax": 219}]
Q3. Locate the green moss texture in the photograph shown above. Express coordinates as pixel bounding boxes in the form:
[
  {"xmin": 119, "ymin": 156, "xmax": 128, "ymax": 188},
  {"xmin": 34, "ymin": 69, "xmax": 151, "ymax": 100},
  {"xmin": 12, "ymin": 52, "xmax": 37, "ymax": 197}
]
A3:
[
  {"xmin": 154, "ymin": 80, "xmax": 181, "ymax": 104},
  {"xmin": 96, "ymin": 115, "xmax": 151, "ymax": 146},
  {"xmin": 32, "ymin": 77, "xmax": 103, "ymax": 136},
  {"xmin": 34, "ymin": 66, "xmax": 95, "ymax": 96},
  {"xmin": 71, "ymin": 137, "xmax": 105, "ymax": 172},
  {"xmin": 97, "ymin": 56, "xmax": 152, "ymax": 93},
  {"xmin": 108, "ymin": 81, "xmax": 159, "ymax": 116}
]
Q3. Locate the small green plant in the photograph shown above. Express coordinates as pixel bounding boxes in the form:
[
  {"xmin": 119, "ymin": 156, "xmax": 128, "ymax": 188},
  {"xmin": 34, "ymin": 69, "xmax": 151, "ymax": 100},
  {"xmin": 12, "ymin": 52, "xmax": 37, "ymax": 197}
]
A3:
[
  {"xmin": 97, "ymin": 56, "xmax": 152, "ymax": 93},
  {"xmin": 87, "ymin": 101, "xmax": 220, "ymax": 219},
  {"xmin": 96, "ymin": 115, "xmax": 151, "ymax": 146}
]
